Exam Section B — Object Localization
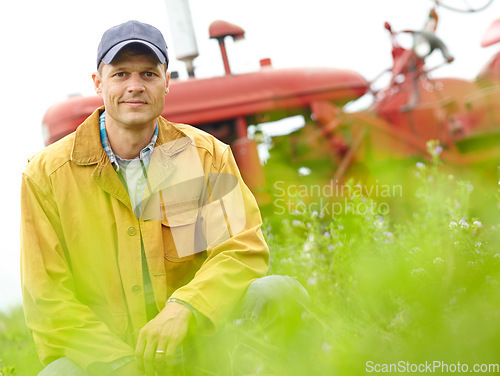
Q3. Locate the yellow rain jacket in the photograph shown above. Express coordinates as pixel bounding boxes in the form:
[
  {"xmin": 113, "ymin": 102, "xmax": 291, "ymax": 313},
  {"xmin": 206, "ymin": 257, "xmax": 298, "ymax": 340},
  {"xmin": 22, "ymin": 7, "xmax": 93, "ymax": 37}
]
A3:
[{"xmin": 21, "ymin": 108, "xmax": 269, "ymax": 372}]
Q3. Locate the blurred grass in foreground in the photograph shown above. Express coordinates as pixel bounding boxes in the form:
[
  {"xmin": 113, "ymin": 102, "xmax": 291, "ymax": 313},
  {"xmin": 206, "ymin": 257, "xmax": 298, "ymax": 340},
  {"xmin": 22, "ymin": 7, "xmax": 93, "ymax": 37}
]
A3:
[
  {"xmin": 0, "ymin": 307, "xmax": 42, "ymax": 375},
  {"xmin": 1, "ymin": 141, "xmax": 499, "ymax": 375},
  {"xmin": 263, "ymin": 150, "xmax": 500, "ymax": 374}
]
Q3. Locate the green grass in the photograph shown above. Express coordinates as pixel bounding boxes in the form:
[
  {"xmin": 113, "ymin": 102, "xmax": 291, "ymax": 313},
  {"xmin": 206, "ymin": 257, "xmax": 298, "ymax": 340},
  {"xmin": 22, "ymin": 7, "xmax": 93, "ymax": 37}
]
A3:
[
  {"xmin": 261, "ymin": 140, "xmax": 500, "ymax": 374},
  {"xmin": 0, "ymin": 307, "xmax": 43, "ymax": 375},
  {"xmin": 2, "ymin": 140, "xmax": 499, "ymax": 375}
]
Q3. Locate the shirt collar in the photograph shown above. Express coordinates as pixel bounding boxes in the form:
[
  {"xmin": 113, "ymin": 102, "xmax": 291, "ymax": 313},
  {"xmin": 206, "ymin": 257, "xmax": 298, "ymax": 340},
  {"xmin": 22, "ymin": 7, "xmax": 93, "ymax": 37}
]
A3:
[{"xmin": 99, "ymin": 111, "xmax": 158, "ymax": 171}]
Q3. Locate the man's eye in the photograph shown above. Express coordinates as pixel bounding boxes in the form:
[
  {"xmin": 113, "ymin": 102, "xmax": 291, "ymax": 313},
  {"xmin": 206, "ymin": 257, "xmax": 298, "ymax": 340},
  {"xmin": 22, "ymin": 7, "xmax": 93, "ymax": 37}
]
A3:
[
  {"xmin": 114, "ymin": 72, "xmax": 126, "ymax": 77},
  {"xmin": 144, "ymin": 72, "xmax": 156, "ymax": 77}
]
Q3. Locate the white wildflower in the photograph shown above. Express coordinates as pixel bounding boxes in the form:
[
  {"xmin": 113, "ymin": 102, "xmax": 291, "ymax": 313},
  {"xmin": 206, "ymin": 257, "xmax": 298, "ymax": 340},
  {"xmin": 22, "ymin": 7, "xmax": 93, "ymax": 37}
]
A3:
[
  {"xmin": 303, "ymin": 234, "xmax": 315, "ymax": 252},
  {"xmin": 322, "ymin": 342, "xmax": 333, "ymax": 354},
  {"xmin": 298, "ymin": 166, "xmax": 311, "ymax": 176},
  {"xmin": 473, "ymin": 220, "xmax": 482, "ymax": 228},
  {"xmin": 449, "ymin": 221, "xmax": 458, "ymax": 230},
  {"xmin": 383, "ymin": 232, "xmax": 394, "ymax": 243},
  {"xmin": 411, "ymin": 268, "xmax": 425, "ymax": 276},
  {"xmin": 416, "ymin": 162, "xmax": 425, "ymax": 169},
  {"xmin": 292, "ymin": 220, "xmax": 302, "ymax": 227},
  {"xmin": 307, "ymin": 276, "xmax": 318, "ymax": 286},
  {"xmin": 459, "ymin": 219, "xmax": 469, "ymax": 229},
  {"xmin": 374, "ymin": 219, "xmax": 384, "ymax": 229},
  {"xmin": 433, "ymin": 257, "xmax": 444, "ymax": 264},
  {"xmin": 233, "ymin": 318, "xmax": 245, "ymax": 327}
]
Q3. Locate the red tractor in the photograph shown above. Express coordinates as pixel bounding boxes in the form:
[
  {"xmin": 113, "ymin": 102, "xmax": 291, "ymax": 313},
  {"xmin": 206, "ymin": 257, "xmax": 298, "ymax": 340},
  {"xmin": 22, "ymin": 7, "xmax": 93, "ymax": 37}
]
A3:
[
  {"xmin": 42, "ymin": 1, "xmax": 500, "ymax": 206},
  {"xmin": 42, "ymin": 19, "xmax": 369, "ymax": 205},
  {"xmin": 312, "ymin": 3, "xmax": 500, "ymax": 183}
]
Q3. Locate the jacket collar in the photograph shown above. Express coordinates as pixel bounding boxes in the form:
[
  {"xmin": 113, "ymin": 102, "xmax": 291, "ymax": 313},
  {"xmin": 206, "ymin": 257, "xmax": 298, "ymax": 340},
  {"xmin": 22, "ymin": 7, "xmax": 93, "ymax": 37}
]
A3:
[
  {"xmin": 71, "ymin": 106, "xmax": 192, "ymax": 166},
  {"xmin": 70, "ymin": 107, "xmax": 194, "ymax": 209},
  {"xmin": 71, "ymin": 107, "xmax": 106, "ymax": 165}
]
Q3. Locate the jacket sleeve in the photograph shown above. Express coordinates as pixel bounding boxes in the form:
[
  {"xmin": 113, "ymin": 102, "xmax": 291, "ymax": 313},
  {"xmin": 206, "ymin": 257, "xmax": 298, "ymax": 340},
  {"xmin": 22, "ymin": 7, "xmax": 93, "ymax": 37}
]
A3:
[
  {"xmin": 20, "ymin": 171, "xmax": 135, "ymax": 374},
  {"xmin": 169, "ymin": 146, "xmax": 269, "ymax": 332}
]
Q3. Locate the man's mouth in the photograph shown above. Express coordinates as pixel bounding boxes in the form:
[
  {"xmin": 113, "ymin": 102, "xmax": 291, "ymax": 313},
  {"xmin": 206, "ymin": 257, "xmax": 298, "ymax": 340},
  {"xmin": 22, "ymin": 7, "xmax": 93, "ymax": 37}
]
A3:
[{"xmin": 122, "ymin": 100, "xmax": 147, "ymax": 107}]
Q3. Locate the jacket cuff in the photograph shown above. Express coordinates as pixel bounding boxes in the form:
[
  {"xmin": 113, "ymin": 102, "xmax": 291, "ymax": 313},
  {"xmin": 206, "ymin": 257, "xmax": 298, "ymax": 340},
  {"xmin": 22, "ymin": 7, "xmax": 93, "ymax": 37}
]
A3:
[{"xmin": 166, "ymin": 298, "xmax": 210, "ymax": 330}]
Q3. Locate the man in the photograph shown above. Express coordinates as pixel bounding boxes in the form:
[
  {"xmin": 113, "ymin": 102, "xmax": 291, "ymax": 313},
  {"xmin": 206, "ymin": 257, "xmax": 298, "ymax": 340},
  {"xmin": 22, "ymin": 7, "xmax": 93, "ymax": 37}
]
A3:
[{"xmin": 21, "ymin": 20, "xmax": 271, "ymax": 376}]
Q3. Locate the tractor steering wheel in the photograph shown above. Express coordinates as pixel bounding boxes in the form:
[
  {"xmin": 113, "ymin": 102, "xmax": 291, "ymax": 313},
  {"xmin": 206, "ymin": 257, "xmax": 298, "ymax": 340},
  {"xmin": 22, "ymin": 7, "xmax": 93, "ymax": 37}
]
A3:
[
  {"xmin": 432, "ymin": 0, "xmax": 493, "ymax": 13},
  {"xmin": 404, "ymin": 30, "xmax": 454, "ymax": 64}
]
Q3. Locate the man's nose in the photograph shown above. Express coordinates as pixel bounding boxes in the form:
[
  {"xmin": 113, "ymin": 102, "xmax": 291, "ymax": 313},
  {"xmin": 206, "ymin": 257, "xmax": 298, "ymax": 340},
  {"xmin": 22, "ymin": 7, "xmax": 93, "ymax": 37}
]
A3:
[{"xmin": 127, "ymin": 73, "xmax": 145, "ymax": 92}]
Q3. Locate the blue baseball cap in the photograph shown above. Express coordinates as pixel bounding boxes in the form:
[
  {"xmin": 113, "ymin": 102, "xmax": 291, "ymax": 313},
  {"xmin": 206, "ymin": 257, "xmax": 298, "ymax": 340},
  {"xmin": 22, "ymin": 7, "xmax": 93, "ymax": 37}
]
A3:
[{"xmin": 97, "ymin": 20, "xmax": 169, "ymax": 69}]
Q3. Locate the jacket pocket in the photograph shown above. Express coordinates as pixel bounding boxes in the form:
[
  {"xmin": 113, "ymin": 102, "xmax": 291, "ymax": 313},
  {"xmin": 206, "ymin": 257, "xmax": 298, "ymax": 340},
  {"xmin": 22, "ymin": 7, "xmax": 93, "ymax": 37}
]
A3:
[{"xmin": 161, "ymin": 201, "xmax": 207, "ymax": 262}]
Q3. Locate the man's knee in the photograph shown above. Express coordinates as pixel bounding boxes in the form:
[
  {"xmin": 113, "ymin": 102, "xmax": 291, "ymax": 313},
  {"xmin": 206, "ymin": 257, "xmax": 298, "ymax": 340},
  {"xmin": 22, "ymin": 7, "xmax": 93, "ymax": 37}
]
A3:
[
  {"xmin": 237, "ymin": 275, "xmax": 310, "ymax": 325},
  {"xmin": 38, "ymin": 358, "xmax": 88, "ymax": 376}
]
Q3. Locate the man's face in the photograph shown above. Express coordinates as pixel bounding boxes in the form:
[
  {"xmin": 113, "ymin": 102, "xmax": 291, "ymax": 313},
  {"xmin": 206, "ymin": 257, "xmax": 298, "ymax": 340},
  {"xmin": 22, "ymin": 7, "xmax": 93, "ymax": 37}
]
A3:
[{"xmin": 93, "ymin": 52, "xmax": 169, "ymax": 131}]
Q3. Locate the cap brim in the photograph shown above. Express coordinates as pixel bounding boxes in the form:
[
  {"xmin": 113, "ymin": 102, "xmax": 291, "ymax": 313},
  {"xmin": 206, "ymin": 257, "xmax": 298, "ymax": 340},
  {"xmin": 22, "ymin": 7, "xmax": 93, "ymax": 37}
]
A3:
[{"xmin": 101, "ymin": 40, "xmax": 166, "ymax": 65}]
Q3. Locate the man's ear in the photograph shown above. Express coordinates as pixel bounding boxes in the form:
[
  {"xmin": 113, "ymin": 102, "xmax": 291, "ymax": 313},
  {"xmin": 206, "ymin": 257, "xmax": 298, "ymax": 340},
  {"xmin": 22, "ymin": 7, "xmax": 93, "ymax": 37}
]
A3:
[{"xmin": 92, "ymin": 72, "xmax": 103, "ymax": 96}]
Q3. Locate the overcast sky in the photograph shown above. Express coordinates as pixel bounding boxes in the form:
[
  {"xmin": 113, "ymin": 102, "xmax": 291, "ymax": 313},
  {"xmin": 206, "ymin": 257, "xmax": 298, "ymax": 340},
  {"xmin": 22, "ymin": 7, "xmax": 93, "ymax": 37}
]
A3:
[{"xmin": 1, "ymin": 0, "xmax": 499, "ymax": 310}]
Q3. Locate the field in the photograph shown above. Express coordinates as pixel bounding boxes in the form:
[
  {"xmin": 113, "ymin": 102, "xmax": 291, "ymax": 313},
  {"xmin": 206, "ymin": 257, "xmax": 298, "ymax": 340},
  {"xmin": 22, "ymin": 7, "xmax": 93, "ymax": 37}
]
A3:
[{"xmin": 1, "ymin": 138, "xmax": 499, "ymax": 375}]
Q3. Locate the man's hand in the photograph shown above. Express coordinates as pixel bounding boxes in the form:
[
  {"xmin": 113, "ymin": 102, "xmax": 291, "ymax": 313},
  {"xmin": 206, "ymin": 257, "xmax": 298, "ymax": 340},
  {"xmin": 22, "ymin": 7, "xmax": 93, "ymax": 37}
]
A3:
[{"xmin": 135, "ymin": 301, "xmax": 193, "ymax": 376}]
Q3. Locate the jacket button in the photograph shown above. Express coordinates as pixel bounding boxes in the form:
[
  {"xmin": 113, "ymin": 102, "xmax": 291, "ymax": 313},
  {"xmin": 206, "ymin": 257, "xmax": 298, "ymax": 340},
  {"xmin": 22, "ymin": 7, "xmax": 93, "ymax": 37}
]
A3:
[
  {"xmin": 132, "ymin": 284, "xmax": 141, "ymax": 293},
  {"xmin": 127, "ymin": 226, "xmax": 136, "ymax": 236}
]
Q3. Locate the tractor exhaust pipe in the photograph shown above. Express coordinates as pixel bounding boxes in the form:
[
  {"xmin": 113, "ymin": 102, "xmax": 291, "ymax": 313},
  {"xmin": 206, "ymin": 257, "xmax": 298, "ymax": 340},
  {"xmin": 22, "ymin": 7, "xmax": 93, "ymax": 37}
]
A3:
[{"xmin": 164, "ymin": 0, "xmax": 199, "ymax": 77}]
